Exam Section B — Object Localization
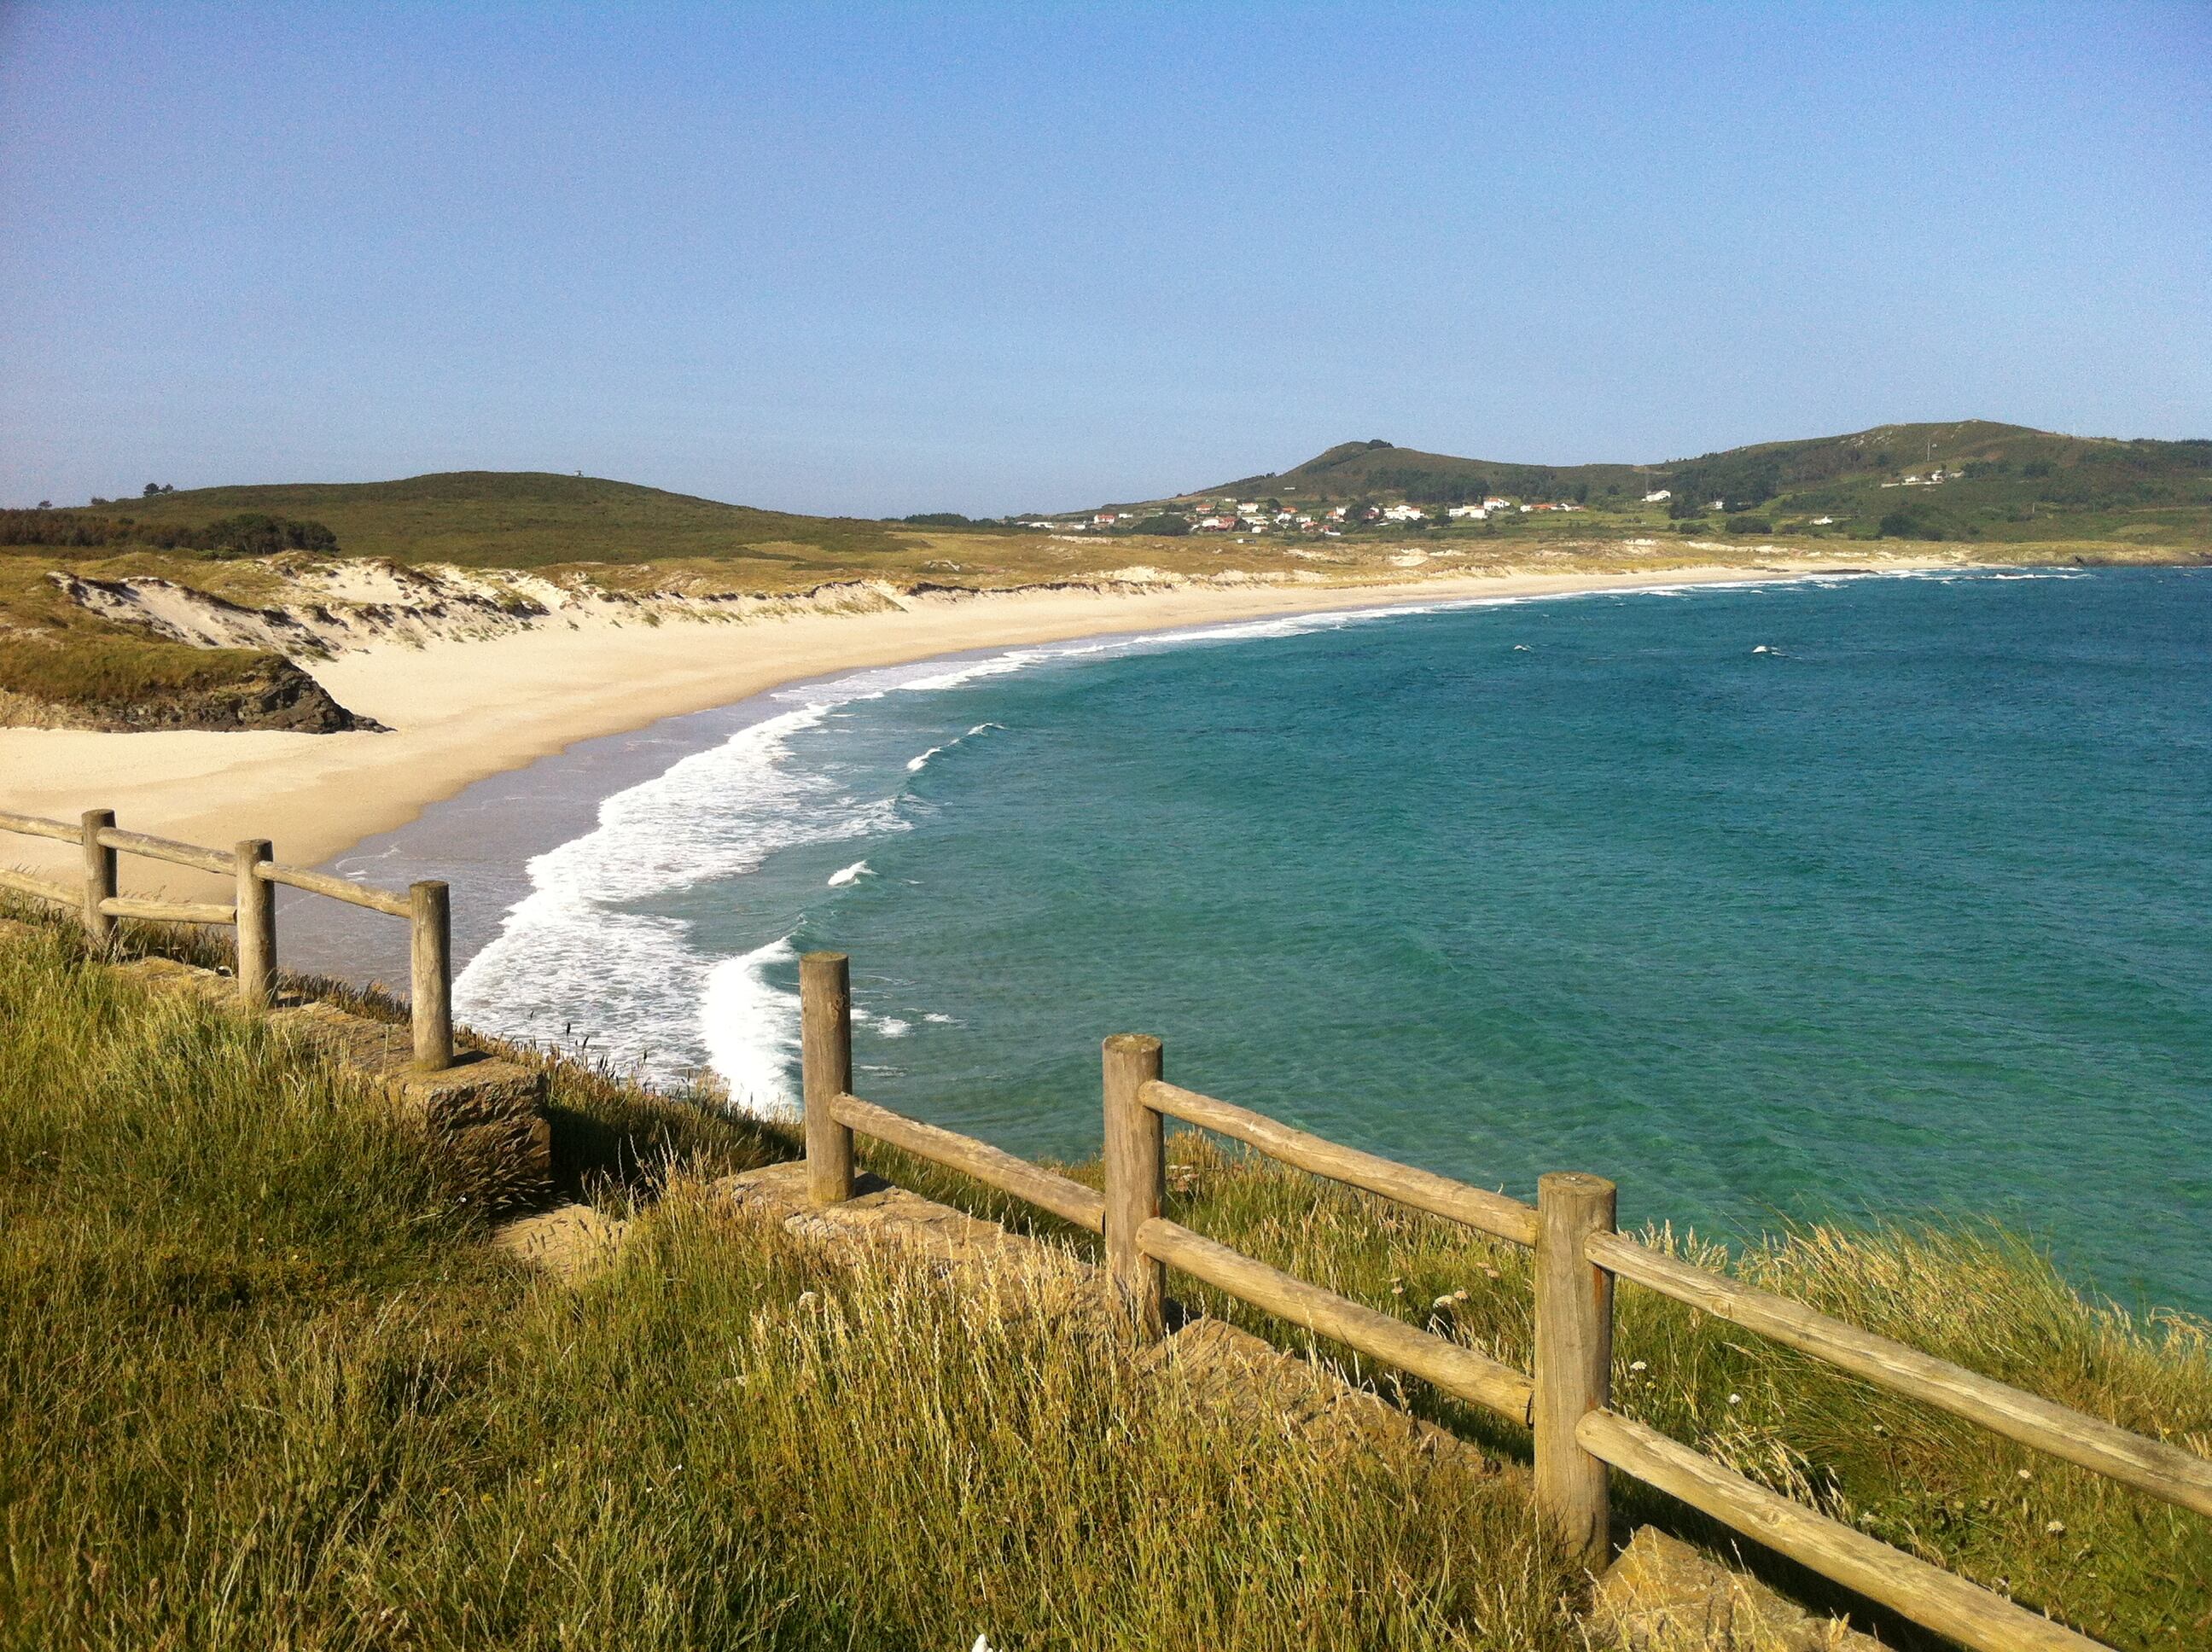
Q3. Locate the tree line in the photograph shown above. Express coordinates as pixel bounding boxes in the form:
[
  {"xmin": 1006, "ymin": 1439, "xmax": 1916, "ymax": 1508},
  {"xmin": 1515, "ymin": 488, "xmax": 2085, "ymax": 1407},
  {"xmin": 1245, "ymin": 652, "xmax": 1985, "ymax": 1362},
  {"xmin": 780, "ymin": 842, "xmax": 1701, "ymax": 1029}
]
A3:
[{"xmin": 0, "ymin": 510, "xmax": 341, "ymax": 559}]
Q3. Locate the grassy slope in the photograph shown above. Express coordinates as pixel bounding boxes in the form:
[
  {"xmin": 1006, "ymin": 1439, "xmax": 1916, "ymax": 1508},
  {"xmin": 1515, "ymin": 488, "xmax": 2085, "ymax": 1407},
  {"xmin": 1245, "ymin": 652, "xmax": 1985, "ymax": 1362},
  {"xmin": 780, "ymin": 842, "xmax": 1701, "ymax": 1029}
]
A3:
[
  {"xmin": 0, "ymin": 558, "xmax": 287, "ymax": 709},
  {"xmin": 49, "ymin": 471, "xmax": 923, "ymax": 569},
  {"xmin": 890, "ymin": 1142, "xmax": 2212, "ymax": 1648},
  {"xmin": 2, "ymin": 473, "xmax": 937, "ymax": 713},
  {"xmin": 3, "ymin": 914, "xmax": 2203, "ymax": 1648},
  {"xmin": 0, "ymin": 918, "xmax": 1578, "ymax": 1651}
]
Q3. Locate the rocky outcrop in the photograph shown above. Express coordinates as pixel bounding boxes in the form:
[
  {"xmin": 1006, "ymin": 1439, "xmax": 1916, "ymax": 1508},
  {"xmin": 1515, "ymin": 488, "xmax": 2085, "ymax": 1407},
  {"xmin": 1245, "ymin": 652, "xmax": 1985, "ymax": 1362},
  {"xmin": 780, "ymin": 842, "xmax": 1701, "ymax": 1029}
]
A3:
[{"xmin": 0, "ymin": 655, "xmax": 382, "ymax": 733}]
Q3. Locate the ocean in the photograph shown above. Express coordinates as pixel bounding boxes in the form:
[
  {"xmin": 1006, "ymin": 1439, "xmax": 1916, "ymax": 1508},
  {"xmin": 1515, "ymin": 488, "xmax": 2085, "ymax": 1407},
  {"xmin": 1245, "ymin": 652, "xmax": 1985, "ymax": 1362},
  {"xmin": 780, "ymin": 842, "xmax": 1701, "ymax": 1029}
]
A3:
[{"xmin": 370, "ymin": 566, "xmax": 2208, "ymax": 1313}]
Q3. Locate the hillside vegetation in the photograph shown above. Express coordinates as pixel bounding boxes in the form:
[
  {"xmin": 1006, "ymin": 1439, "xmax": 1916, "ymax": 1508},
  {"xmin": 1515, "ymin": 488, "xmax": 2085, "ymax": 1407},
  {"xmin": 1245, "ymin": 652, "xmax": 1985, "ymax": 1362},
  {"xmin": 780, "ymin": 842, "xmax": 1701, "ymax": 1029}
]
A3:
[
  {"xmin": 2, "ymin": 910, "xmax": 2207, "ymax": 1648},
  {"xmin": 32, "ymin": 471, "xmax": 922, "ymax": 569},
  {"xmin": 1186, "ymin": 422, "xmax": 2212, "ymax": 549}
]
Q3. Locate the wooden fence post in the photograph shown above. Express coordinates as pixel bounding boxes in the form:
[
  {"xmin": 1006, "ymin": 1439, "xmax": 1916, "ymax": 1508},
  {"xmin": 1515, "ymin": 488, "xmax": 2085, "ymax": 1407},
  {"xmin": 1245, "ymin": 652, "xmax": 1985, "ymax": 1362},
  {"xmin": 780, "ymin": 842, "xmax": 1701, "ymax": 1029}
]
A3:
[
  {"xmin": 801, "ymin": 951, "xmax": 855, "ymax": 1204},
  {"xmin": 409, "ymin": 880, "xmax": 452, "ymax": 1071},
  {"xmin": 1534, "ymin": 1171, "xmax": 1617, "ymax": 1576},
  {"xmin": 234, "ymin": 839, "xmax": 276, "ymax": 1008},
  {"xmin": 1103, "ymin": 1032, "xmax": 1167, "ymax": 1340},
  {"xmin": 80, "ymin": 808, "xmax": 117, "ymax": 948}
]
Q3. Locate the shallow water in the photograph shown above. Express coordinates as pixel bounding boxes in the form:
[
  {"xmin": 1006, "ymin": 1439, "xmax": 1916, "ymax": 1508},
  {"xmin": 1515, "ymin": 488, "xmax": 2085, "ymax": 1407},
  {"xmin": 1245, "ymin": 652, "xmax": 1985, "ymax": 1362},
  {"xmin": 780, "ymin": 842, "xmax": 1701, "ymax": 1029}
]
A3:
[{"xmin": 445, "ymin": 567, "xmax": 2211, "ymax": 1312}]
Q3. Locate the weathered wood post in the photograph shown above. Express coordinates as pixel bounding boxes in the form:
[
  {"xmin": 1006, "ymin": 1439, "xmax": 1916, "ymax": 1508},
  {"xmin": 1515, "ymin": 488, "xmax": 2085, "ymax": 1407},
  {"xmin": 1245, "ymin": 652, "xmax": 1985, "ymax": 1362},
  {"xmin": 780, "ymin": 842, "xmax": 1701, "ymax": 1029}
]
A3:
[
  {"xmin": 1103, "ymin": 1032, "xmax": 1167, "ymax": 1340},
  {"xmin": 1534, "ymin": 1171, "xmax": 1618, "ymax": 1575},
  {"xmin": 409, "ymin": 880, "xmax": 452, "ymax": 1071},
  {"xmin": 234, "ymin": 839, "xmax": 276, "ymax": 1008},
  {"xmin": 801, "ymin": 951, "xmax": 855, "ymax": 1204},
  {"xmin": 80, "ymin": 808, "xmax": 117, "ymax": 948}
]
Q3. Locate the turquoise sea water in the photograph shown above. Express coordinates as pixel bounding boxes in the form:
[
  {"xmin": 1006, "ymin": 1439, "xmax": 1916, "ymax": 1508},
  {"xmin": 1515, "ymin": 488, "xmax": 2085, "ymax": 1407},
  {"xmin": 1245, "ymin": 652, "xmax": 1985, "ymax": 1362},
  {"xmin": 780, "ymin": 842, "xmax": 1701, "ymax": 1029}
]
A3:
[{"xmin": 454, "ymin": 567, "xmax": 2212, "ymax": 1312}]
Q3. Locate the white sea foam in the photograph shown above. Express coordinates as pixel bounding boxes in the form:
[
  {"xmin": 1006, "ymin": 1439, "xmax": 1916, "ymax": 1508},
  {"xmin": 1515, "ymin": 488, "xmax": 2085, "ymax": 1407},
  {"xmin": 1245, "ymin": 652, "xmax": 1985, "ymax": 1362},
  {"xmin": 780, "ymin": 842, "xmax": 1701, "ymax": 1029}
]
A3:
[
  {"xmin": 455, "ymin": 642, "xmax": 1131, "ymax": 1096},
  {"xmin": 875, "ymin": 1017, "xmax": 913, "ymax": 1038},
  {"xmin": 905, "ymin": 718, "xmax": 1006, "ymax": 774},
  {"xmin": 452, "ymin": 700, "xmax": 897, "ymax": 1094},
  {"xmin": 701, "ymin": 935, "xmax": 801, "ymax": 1115}
]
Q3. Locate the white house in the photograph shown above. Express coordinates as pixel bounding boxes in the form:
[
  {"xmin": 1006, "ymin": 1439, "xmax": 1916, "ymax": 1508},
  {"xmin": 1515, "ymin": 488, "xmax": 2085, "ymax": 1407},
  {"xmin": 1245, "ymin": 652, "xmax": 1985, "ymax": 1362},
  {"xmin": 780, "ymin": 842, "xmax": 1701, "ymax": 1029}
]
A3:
[
  {"xmin": 1447, "ymin": 503, "xmax": 1488, "ymax": 519},
  {"xmin": 1382, "ymin": 503, "xmax": 1427, "ymax": 521},
  {"xmin": 1482, "ymin": 496, "xmax": 1510, "ymax": 510},
  {"xmin": 1643, "ymin": 488, "xmax": 1671, "ymax": 503}
]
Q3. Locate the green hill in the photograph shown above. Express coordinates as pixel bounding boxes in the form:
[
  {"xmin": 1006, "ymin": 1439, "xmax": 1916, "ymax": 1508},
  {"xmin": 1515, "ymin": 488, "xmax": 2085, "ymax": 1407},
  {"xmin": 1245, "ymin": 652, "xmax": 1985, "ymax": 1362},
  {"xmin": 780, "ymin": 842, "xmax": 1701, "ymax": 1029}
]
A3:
[
  {"xmin": 40, "ymin": 471, "xmax": 918, "ymax": 570},
  {"xmin": 1185, "ymin": 422, "xmax": 2212, "ymax": 547},
  {"xmin": 1206, "ymin": 438, "xmax": 1651, "ymax": 507}
]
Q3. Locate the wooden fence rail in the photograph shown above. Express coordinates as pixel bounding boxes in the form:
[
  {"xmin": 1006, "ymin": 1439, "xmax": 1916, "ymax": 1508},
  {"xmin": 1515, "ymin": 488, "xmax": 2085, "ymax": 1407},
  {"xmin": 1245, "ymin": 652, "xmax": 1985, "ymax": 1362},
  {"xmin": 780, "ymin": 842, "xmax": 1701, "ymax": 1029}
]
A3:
[
  {"xmin": 1, "ymin": 806, "xmax": 453, "ymax": 1070},
  {"xmin": 794, "ymin": 950, "xmax": 2212, "ymax": 1652}
]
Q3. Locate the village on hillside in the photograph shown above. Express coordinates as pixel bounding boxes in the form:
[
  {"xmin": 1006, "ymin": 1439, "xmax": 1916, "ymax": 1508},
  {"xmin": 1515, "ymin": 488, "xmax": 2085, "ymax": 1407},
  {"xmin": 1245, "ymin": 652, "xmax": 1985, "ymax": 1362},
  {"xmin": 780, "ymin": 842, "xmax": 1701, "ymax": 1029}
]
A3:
[{"xmin": 1023, "ymin": 493, "xmax": 1595, "ymax": 538}]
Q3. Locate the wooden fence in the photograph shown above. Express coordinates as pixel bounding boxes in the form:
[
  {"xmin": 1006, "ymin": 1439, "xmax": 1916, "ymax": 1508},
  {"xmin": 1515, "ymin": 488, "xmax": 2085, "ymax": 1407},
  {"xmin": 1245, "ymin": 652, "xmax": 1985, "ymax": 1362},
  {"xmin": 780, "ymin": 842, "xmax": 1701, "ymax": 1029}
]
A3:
[
  {"xmin": 797, "ymin": 951, "xmax": 2209, "ymax": 1652},
  {"xmin": 0, "ymin": 806, "xmax": 452, "ymax": 1069}
]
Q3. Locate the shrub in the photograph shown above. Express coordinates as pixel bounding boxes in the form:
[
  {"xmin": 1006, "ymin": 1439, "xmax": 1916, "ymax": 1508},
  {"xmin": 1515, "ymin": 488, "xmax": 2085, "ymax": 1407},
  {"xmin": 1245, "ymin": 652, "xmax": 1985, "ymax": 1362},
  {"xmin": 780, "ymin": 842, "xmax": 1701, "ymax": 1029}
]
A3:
[{"xmin": 0, "ymin": 509, "xmax": 339, "ymax": 557}]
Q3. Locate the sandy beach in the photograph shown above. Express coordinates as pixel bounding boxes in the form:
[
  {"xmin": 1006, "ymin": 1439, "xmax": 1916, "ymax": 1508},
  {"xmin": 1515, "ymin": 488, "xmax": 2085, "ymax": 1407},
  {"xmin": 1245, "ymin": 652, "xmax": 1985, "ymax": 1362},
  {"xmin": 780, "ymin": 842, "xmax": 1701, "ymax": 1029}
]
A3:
[{"xmin": 0, "ymin": 558, "xmax": 1940, "ymax": 893}]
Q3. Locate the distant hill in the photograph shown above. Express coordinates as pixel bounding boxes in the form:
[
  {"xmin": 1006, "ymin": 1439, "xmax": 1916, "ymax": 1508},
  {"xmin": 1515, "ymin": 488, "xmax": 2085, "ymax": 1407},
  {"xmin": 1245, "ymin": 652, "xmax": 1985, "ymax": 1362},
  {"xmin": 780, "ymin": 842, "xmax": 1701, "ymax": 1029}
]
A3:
[
  {"xmin": 37, "ymin": 472, "xmax": 918, "ymax": 570},
  {"xmin": 1204, "ymin": 438, "xmax": 1650, "ymax": 506},
  {"xmin": 1173, "ymin": 422, "xmax": 2212, "ymax": 544}
]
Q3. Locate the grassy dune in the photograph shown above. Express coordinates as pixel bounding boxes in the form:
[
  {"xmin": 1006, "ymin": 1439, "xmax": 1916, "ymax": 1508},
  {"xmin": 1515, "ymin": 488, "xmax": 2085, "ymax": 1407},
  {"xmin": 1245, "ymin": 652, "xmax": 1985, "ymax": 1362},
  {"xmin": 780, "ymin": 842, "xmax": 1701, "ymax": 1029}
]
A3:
[{"xmin": 3, "ymin": 916, "xmax": 2207, "ymax": 1648}]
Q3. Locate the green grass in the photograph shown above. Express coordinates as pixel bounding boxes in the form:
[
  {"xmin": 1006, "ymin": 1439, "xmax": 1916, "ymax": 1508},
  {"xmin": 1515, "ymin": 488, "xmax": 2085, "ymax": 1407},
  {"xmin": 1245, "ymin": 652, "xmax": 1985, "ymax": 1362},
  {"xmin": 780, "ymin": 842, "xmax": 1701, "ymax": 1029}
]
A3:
[
  {"xmin": 0, "ymin": 919, "xmax": 1584, "ymax": 1650},
  {"xmin": 0, "ymin": 634, "xmax": 277, "ymax": 707},
  {"xmin": 1168, "ymin": 1143, "xmax": 2210, "ymax": 1645},
  {"xmin": 864, "ymin": 1131, "xmax": 2212, "ymax": 1648},
  {"xmin": 3, "ymin": 905, "xmax": 2208, "ymax": 1648},
  {"xmin": 49, "ymin": 471, "xmax": 923, "ymax": 570}
]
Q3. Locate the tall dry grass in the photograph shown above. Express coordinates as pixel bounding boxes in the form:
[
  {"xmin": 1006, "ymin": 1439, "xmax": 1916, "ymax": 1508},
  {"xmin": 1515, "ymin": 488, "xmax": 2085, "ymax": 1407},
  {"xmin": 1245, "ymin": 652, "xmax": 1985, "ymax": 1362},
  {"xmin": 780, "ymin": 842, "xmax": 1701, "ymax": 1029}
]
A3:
[
  {"xmin": 1126, "ymin": 1135, "xmax": 2212, "ymax": 1647},
  {"xmin": 3, "ymin": 909, "xmax": 2205, "ymax": 1647},
  {"xmin": 0, "ymin": 923, "xmax": 1584, "ymax": 1649}
]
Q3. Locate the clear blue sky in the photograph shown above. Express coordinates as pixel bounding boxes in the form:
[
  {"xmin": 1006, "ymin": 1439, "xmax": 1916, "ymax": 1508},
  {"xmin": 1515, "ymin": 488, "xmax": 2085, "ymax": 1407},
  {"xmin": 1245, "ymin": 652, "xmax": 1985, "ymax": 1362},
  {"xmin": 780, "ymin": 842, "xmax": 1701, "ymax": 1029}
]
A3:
[{"xmin": 3, "ymin": 3, "xmax": 2207, "ymax": 516}]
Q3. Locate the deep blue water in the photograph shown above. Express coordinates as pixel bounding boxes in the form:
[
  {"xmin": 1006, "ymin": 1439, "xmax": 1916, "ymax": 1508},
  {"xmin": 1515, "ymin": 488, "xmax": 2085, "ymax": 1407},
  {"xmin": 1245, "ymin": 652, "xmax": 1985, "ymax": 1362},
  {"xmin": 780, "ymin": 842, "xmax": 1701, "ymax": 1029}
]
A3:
[{"xmin": 456, "ymin": 567, "xmax": 2212, "ymax": 1312}]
